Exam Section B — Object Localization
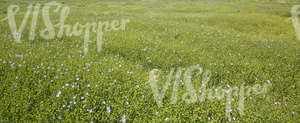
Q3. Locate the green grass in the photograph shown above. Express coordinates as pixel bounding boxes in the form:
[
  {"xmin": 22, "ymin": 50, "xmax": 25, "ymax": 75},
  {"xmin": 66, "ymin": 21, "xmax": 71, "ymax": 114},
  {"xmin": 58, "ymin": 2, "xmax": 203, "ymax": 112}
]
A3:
[{"xmin": 0, "ymin": 0, "xmax": 300, "ymax": 122}]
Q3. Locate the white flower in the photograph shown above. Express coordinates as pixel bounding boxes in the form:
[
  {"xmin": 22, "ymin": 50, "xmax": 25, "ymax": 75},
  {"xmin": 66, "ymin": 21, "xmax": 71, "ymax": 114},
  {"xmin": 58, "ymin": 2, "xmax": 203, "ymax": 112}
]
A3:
[
  {"xmin": 121, "ymin": 115, "xmax": 126, "ymax": 123},
  {"xmin": 165, "ymin": 117, "xmax": 168, "ymax": 121},
  {"xmin": 56, "ymin": 91, "xmax": 61, "ymax": 97},
  {"xmin": 226, "ymin": 84, "xmax": 230, "ymax": 88},
  {"xmin": 228, "ymin": 118, "xmax": 231, "ymax": 122},
  {"xmin": 208, "ymin": 117, "xmax": 211, "ymax": 120},
  {"xmin": 106, "ymin": 106, "xmax": 111, "ymax": 113},
  {"xmin": 155, "ymin": 112, "xmax": 159, "ymax": 115}
]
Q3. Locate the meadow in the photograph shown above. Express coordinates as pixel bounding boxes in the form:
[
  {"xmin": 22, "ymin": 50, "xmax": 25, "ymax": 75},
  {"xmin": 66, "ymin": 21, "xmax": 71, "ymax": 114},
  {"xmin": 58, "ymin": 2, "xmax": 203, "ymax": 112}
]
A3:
[{"xmin": 0, "ymin": 0, "xmax": 300, "ymax": 122}]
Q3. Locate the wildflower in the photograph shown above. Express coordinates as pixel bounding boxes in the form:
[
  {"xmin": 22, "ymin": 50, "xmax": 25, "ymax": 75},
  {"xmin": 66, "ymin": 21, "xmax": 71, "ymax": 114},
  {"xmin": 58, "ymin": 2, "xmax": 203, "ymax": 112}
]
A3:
[
  {"xmin": 225, "ymin": 89, "xmax": 230, "ymax": 94},
  {"xmin": 106, "ymin": 106, "xmax": 111, "ymax": 113},
  {"xmin": 121, "ymin": 115, "xmax": 126, "ymax": 123},
  {"xmin": 165, "ymin": 117, "xmax": 168, "ymax": 121},
  {"xmin": 56, "ymin": 91, "xmax": 61, "ymax": 97},
  {"xmin": 228, "ymin": 118, "xmax": 232, "ymax": 122}
]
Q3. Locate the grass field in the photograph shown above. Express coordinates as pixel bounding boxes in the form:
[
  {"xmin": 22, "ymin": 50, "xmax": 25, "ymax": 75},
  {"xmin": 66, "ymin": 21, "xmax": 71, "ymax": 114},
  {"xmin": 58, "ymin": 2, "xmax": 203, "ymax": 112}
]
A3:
[{"xmin": 0, "ymin": 0, "xmax": 300, "ymax": 122}]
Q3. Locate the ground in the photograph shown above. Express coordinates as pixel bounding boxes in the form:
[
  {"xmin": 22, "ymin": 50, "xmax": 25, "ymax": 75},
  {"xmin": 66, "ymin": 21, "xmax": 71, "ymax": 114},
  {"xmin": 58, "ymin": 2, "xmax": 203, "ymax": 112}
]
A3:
[{"xmin": 0, "ymin": 0, "xmax": 300, "ymax": 122}]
